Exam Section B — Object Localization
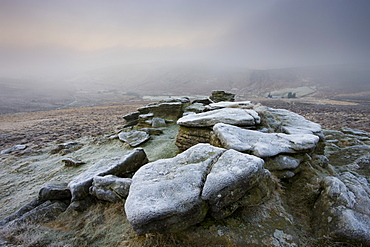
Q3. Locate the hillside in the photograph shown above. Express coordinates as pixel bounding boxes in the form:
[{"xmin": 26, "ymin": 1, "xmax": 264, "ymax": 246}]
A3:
[{"xmin": 0, "ymin": 62, "xmax": 369, "ymax": 114}]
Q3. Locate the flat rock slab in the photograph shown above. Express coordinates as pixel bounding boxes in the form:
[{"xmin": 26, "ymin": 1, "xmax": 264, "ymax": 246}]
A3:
[
  {"xmin": 118, "ymin": 130, "xmax": 150, "ymax": 147},
  {"xmin": 213, "ymin": 123, "xmax": 319, "ymax": 157},
  {"xmin": 68, "ymin": 148, "xmax": 148, "ymax": 201},
  {"xmin": 125, "ymin": 143, "xmax": 226, "ymax": 235},
  {"xmin": 265, "ymin": 108, "xmax": 323, "ymax": 138},
  {"xmin": 206, "ymin": 101, "xmax": 253, "ymax": 110},
  {"xmin": 177, "ymin": 108, "xmax": 260, "ymax": 127},
  {"xmin": 202, "ymin": 149, "xmax": 268, "ymax": 219}
]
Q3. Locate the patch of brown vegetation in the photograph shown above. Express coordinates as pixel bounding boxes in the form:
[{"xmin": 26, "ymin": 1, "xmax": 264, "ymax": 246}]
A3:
[
  {"xmin": 0, "ymin": 102, "xmax": 146, "ymax": 151},
  {"xmin": 258, "ymin": 99, "xmax": 370, "ymax": 132}
]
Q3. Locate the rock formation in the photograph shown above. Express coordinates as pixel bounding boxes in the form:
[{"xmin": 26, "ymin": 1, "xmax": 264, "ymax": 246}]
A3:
[
  {"xmin": 125, "ymin": 144, "xmax": 274, "ymax": 235},
  {"xmin": 1, "ymin": 90, "xmax": 369, "ymax": 247}
]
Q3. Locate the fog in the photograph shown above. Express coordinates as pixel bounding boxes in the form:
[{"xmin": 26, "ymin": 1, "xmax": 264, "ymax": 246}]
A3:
[{"xmin": 0, "ymin": 0, "xmax": 370, "ymax": 79}]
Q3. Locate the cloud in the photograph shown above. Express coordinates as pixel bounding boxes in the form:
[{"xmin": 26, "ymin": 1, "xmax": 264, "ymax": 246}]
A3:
[{"xmin": 0, "ymin": 0, "xmax": 369, "ymax": 77}]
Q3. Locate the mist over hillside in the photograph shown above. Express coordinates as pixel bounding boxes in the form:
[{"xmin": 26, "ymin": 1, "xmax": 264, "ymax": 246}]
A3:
[{"xmin": 1, "ymin": 62, "xmax": 369, "ymax": 114}]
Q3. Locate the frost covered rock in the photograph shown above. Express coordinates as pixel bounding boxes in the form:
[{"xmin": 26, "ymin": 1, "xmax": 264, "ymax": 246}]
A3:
[
  {"xmin": 89, "ymin": 175, "xmax": 132, "ymax": 202},
  {"xmin": 151, "ymin": 117, "xmax": 166, "ymax": 128},
  {"xmin": 177, "ymin": 108, "xmax": 260, "ymax": 127},
  {"xmin": 213, "ymin": 123, "xmax": 319, "ymax": 157},
  {"xmin": 202, "ymin": 149, "xmax": 272, "ymax": 219},
  {"xmin": 206, "ymin": 101, "xmax": 254, "ymax": 110},
  {"xmin": 68, "ymin": 148, "xmax": 147, "ymax": 202},
  {"xmin": 1, "ymin": 144, "xmax": 27, "ymax": 154},
  {"xmin": 125, "ymin": 143, "xmax": 274, "ymax": 234},
  {"xmin": 256, "ymin": 107, "xmax": 323, "ymax": 139},
  {"xmin": 313, "ymin": 172, "xmax": 370, "ymax": 245},
  {"xmin": 118, "ymin": 130, "xmax": 150, "ymax": 147},
  {"xmin": 125, "ymin": 144, "xmax": 226, "ymax": 235}
]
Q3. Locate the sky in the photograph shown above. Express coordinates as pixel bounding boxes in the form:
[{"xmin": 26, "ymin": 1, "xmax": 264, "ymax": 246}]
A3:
[{"xmin": 0, "ymin": 0, "xmax": 370, "ymax": 77}]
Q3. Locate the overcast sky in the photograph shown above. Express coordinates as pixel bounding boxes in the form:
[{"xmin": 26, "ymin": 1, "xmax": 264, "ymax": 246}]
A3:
[{"xmin": 1, "ymin": 0, "xmax": 370, "ymax": 77}]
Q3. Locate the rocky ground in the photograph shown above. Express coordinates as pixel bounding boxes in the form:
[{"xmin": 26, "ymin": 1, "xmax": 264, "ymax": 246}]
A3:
[
  {"xmin": 1, "ymin": 99, "xmax": 368, "ymax": 153},
  {"xmin": 0, "ymin": 97, "xmax": 369, "ymax": 247},
  {"xmin": 0, "ymin": 102, "xmax": 148, "ymax": 152}
]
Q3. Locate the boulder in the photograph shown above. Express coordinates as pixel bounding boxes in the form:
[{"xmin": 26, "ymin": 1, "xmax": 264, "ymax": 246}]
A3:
[
  {"xmin": 89, "ymin": 175, "xmax": 132, "ymax": 202},
  {"xmin": 209, "ymin": 90, "xmax": 235, "ymax": 103},
  {"xmin": 39, "ymin": 183, "xmax": 71, "ymax": 201},
  {"xmin": 151, "ymin": 117, "xmax": 166, "ymax": 128},
  {"xmin": 213, "ymin": 123, "xmax": 319, "ymax": 157},
  {"xmin": 177, "ymin": 108, "xmax": 260, "ymax": 127},
  {"xmin": 202, "ymin": 149, "xmax": 272, "ymax": 219},
  {"xmin": 125, "ymin": 143, "xmax": 276, "ymax": 234},
  {"xmin": 118, "ymin": 130, "xmax": 150, "ymax": 147},
  {"xmin": 312, "ymin": 172, "xmax": 370, "ymax": 245},
  {"xmin": 68, "ymin": 148, "xmax": 148, "ymax": 202},
  {"xmin": 125, "ymin": 144, "xmax": 226, "ymax": 235}
]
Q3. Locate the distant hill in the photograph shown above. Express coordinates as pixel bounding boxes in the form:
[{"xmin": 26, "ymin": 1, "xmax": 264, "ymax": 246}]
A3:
[
  {"xmin": 1, "ymin": 62, "xmax": 369, "ymax": 114},
  {"xmin": 69, "ymin": 62, "xmax": 370, "ymax": 98}
]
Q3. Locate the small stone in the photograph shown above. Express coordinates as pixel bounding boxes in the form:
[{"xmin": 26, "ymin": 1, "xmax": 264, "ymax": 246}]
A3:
[
  {"xmin": 1, "ymin": 144, "xmax": 27, "ymax": 154},
  {"xmin": 62, "ymin": 158, "xmax": 86, "ymax": 167},
  {"xmin": 118, "ymin": 130, "xmax": 150, "ymax": 147}
]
